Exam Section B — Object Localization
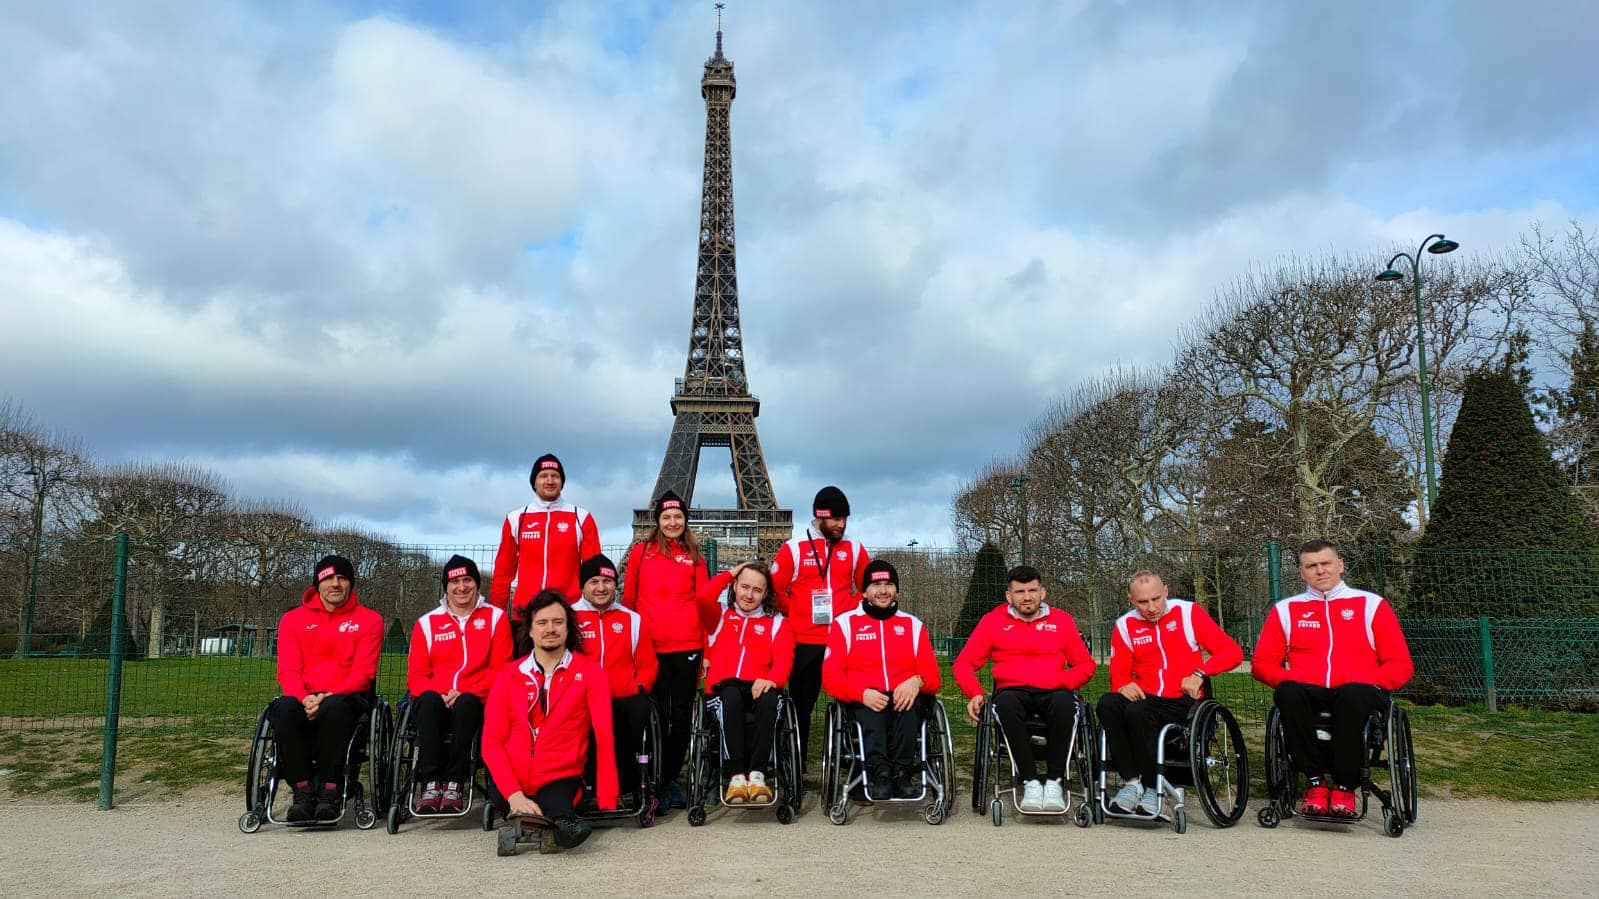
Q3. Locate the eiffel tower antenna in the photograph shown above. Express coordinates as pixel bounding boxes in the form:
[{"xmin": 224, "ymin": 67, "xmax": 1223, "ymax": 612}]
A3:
[{"xmin": 634, "ymin": 8, "xmax": 792, "ymax": 560}]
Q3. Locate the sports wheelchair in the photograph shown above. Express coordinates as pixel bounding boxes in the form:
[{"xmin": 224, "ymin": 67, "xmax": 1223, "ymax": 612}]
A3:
[
  {"xmin": 970, "ymin": 691, "xmax": 1097, "ymax": 827},
  {"xmin": 820, "ymin": 694, "xmax": 956, "ymax": 826},
  {"xmin": 684, "ymin": 688, "xmax": 804, "ymax": 825},
  {"xmin": 384, "ymin": 694, "xmax": 491, "ymax": 834},
  {"xmin": 239, "ymin": 694, "xmax": 393, "ymax": 833},
  {"xmin": 1092, "ymin": 688, "xmax": 1249, "ymax": 833},
  {"xmin": 1258, "ymin": 696, "xmax": 1417, "ymax": 837}
]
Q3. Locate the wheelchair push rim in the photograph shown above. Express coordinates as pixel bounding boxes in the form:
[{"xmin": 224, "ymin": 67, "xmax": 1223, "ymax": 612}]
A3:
[{"xmin": 1190, "ymin": 699, "xmax": 1249, "ymax": 828}]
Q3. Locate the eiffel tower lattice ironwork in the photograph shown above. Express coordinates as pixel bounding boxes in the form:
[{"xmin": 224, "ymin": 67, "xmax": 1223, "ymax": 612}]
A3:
[{"xmin": 634, "ymin": 16, "xmax": 792, "ymax": 560}]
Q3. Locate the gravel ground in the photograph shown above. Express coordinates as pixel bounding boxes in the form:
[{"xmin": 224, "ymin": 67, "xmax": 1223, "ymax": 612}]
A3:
[{"xmin": 2, "ymin": 791, "xmax": 1596, "ymax": 897}]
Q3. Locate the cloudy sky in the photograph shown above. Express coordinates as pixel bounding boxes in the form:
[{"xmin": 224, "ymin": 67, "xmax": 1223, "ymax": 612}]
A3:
[{"xmin": 2, "ymin": 0, "xmax": 1597, "ymax": 550}]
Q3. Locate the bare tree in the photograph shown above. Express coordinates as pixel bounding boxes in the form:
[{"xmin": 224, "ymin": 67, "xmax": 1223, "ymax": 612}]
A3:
[{"xmin": 1, "ymin": 400, "xmax": 90, "ymax": 654}]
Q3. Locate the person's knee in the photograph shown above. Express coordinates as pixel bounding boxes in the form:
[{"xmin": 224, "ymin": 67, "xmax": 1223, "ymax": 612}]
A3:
[
  {"xmin": 1096, "ymin": 692, "xmax": 1126, "ymax": 719},
  {"xmin": 1274, "ymin": 681, "xmax": 1310, "ymax": 706},
  {"xmin": 1045, "ymin": 691, "xmax": 1078, "ymax": 718},
  {"xmin": 267, "ymin": 695, "xmax": 304, "ymax": 723}
]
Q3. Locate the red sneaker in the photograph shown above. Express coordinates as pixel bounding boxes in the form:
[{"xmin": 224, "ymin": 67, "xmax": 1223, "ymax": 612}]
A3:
[
  {"xmin": 1301, "ymin": 783, "xmax": 1330, "ymax": 816},
  {"xmin": 418, "ymin": 781, "xmax": 441, "ymax": 814},
  {"xmin": 1328, "ymin": 788, "xmax": 1358, "ymax": 818},
  {"xmin": 439, "ymin": 782, "xmax": 465, "ymax": 814}
]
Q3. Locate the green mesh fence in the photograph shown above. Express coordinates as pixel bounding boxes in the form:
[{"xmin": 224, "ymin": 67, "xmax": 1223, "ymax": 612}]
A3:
[{"xmin": 3, "ymin": 538, "xmax": 1597, "ymax": 740}]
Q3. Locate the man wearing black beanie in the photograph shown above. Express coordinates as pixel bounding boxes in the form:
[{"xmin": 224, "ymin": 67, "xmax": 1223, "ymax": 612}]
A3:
[
  {"xmin": 770, "ymin": 485, "xmax": 871, "ymax": 766},
  {"xmin": 489, "ymin": 452, "xmax": 601, "ymax": 614}
]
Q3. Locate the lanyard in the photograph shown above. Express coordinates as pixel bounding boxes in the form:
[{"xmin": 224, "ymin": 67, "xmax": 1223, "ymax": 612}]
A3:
[{"xmin": 807, "ymin": 529, "xmax": 837, "ymax": 590}]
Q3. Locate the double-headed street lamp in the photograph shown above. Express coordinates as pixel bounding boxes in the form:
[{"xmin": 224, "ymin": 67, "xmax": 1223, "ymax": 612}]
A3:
[
  {"xmin": 1377, "ymin": 233, "xmax": 1459, "ymax": 517},
  {"xmin": 1008, "ymin": 476, "xmax": 1030, "ymax": 566},
  {"xmin": 18, "ymin": 467, "xmax": 64, "ymax": 658}
]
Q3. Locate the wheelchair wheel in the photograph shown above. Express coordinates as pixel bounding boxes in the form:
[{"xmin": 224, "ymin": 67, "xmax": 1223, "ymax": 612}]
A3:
[
  {"xmin": 971, "ymin": 703, "xmax": 991, "ymax": 814},
  {"xmin": 242, "ymin": 705, "xmax": 274, "ymax": 830},
  {"xmin": 1072, "ymin": 702, "xmax": 1098, "ymax": 819},
  {"xmin": 777, "ymin": 694, "xmax": 805, "ymax": 814},
  {"xmin": 366, "ymin": 701, "xmax": 394, "ymax": 820},
  {"xmin": 923, "ymin": 698, "xmax": 955, "ymax": 825},
  {"xmin": 685, "ymin": 695, "xmax": 715, "ymax": 826},
  {"xmin": 822, "ymin": 703, "xmax": 851, "ymax": 825},
  {"xmin": 1261, "ymin": 705, "xmax": 1297, "ymax": 822},
  {"xmin": 1390, "ymin": 705, "xmax": 1418, "ymax": 825},
  {"xmin": 1190, "ymin": 700, "xmax": 1249, "ymax": 828},
  {"xmin": 387, "ymin": 701, "xmax": 416, "ymax": 833},
  {"xmin": 482, "ymin": 798, "xmax": 496, "ymax": 831}
]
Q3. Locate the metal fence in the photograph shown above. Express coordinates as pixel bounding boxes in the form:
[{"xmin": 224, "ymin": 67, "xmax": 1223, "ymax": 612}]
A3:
[{"xmin": 2, "ymin": 535, "xmax": 1596, "ymax": 804}]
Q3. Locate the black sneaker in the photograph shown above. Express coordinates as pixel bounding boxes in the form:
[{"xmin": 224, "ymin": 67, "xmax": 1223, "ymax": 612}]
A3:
[
  {"xmin": 286, "ymin": 782, "xmax": 316, "ymax": 823},
  {"xmin": 552, "ymin": 817, "xmax": 593, "ymax": 850},
  {"xmin": 314, "ymin": 782, "xmax": 341, "ymax": 822},
  {"xmin": 892, "ymin": 771, "xmax": 919, "ymax": 800},
  {"xmin": 867, "ymin": 767, "xmax": 893, "ymax": 802}
]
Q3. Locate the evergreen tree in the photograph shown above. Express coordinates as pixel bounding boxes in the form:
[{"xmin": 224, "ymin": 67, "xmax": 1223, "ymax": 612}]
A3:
[
  {"xmin": 1414, "ymin": 361, "xmax": 1599, "ymax": 617},
  {"xmin": 956, "ymin": 542, "xmax": 1009, "ymax": 652},
  {"xmin": 384, "ymin": 617, "xmax": 409, "ymax": 654},
  {"xmin": 79, "ymin": 587, "xmax": 142, "ymax": 659}
]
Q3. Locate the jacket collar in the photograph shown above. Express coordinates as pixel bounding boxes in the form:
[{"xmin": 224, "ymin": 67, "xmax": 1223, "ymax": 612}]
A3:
[
  {"xmin": 571, "ymin": 597, "xmax": 621, "ymax": 614},
  {"xmin": 519, "ymin": 648, "xmax": 574, "ymax": 678},
  {"xmin": 526, "ymin": 497, "xmax": 570, "ymax": 513},
  {"xmin": 1307, "ymin": 582, "xmax": 1353, "ymax": 601},
  {"xmin": 1006, "ymin": 602, "xmax": 1051, "ymax": 622},
  {"xmin": 300, "ymin": 586, "xmax": 363, "ymax": 616},
  {"xmin": 434, "ymin": 595, "xmax": 490, "ymax": 618}
]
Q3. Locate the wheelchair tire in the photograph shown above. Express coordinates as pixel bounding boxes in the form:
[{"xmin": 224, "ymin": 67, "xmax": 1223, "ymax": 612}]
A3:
[
  {"xmin": 778, "ymin": 695, "xmax": 805, "ymax": 812},
  {"xmin": 367, "ymin": 702, "xmax": 394, "ymax": 817},
  {"xmin": 387, "ymin": 700, "xmax": 415, "ymax": 826},
  {"xmin": 1257, "ymin": 805, "xmax": 1279, "ymax": 828},
  {"xmin": 386, "ymin": 804, "xmax": 401, "ymax": 835},
  {"xmin": 991, "ymin": 797, "xmax": 1003, "ymax": 827},
  {"xmin": 1173, "ymin": 807, "xmax": 1187, "ymax": 834},
  {"xmin": 1190, "ymin": 700, "xmax": 1249, "ymax": 828},
  {"xmin": 687, "ymin": 805, "xmax": 707, "ymax": 827},
  {"xmin": 1073, "ymin": 701, "xmax": 1098, "ymax": 816},
  {"xmin": 238, "ymin": 811, "xmax": 262, "ymax": 834},
  {"xmin": 1382, "ymin": 806, "xmax": 1404, "ymax": 838},
  {"xmin": 1262, "ymin": 705, "xmax": 1296, "ymax": 820},
  {"xmin": 820, "ymin": 702, "xmax": 842, "ymax": 820},
  {"xmin": 776, "ymin": 804, "xmax": 794, "ymax": 825},
  {"xmin": 482, "ymin": 800, "xmax": 496, "ymax": 831},
  {"xmin": 1392, "ymin": 705, "xmax": 1418, "ymax": 825},
  {"xmin": 243, "ymin": 705, "xmax": 273, "ymax": 819},
  {"xmin": 971, "ymin": 705, "xmax": 990, "ymax": 814},
  {"xmin": 355, "ymin": 802, "xmax": 377, "ymax": 830},
  {"xmin": 1073, "ymin": 803, "xmax": 1091, "ymax": 828},
  {"xmin": 925, "ymin": 698, "xmax": 957, "ymax": 824}
]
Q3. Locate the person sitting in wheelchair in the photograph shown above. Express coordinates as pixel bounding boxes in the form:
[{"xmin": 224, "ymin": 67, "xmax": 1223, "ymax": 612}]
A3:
[
  {"xmin": 695, "ymin": 560, "xmax": 795, "ymax": 805},
  {"xmin": 405, "ymin": 554, "xmax": 511, "ymax": 815},
  {"xmin": 1099, "ymin": 570, "xmax": 1242, "ymax": 818},
  {"xmin": 573, "ymin": 553, "xmax": 659, "ymax": 805},
  {"xmin": 483, "ymin": 589, "xmax": 618, "ymax": 851},
  {"xmin": 955, "ymin": 564, "xmax": 1095, "ymax": 813},
  {"xmin": 270, "ymin": 554, "xmax": 383, "ymax": 823},
  {"xmin": 822, "ymin": 560, "xmax": 941, "ymax": 801},
  {"xmin": 1252, "ymin": 540, "xmax": 1413, "ymax": 819}
]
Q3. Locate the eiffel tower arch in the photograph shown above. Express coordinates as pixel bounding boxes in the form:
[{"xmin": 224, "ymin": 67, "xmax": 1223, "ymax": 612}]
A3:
[{"xmin": 634, "ymin": 15, "xmax": 792, "ymax": 560}]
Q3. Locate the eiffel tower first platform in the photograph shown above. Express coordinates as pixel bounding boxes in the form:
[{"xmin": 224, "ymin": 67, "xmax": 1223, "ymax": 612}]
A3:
[{"xmin": 633, "ymin": 16, "xmax": 792, "ymax": 561}]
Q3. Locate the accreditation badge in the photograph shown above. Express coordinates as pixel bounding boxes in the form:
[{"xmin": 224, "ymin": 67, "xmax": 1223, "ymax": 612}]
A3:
[{"xmin": 811, "ymin": 589, "xmax": 833, "ymax": 625}]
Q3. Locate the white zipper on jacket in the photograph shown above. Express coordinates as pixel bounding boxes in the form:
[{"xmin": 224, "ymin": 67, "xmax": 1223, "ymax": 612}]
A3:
[
  {"xmin": 451, "ymin": 609, "xmax": 472, "ymax": 693},
  {"xmin": 1323, "ymin": 597, "xmax": 1334, "ymax": 688},
  {"xmin": 1155, "ymin": 616, "xmax": 1169, "ymax": 695},
  {"xmin": 879, "ymin": 619, "xmax": 890, "ymax": 690},
  {"xmin": 541, "ymin": 508, "xmax": 552, "ymax": 589}
]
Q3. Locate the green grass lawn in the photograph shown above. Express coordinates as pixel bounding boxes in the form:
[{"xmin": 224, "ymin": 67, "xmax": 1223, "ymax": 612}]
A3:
[{"xmin": 2, "ymin": 657, "xmax": 1595, "ymax": 803}]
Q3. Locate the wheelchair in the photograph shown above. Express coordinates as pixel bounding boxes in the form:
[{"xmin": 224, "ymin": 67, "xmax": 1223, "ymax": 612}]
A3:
[
  {"xmin": 1257, "ymin": 696, "xmax": 1418, "ymax": 837},
  {"xmin": 480, "ymin": 703, "xmax": 666, "ymax": 832},
  {"xmin": 820, "ymin": 694, "xmax": 957, "ymax": 826},
  {"xmin": 239, "ymin": 695, "xmax": 393, "ymax": 832},
  {"xmin": 384, "ymin": 694, "xmax": 491, "ymax": 834},
  {"xmin": 684, "ymin": 688, "xmax": 804, "ymax": 825},
  {"xmin": 1091, "ymin": 688, "xmax": 1249, "ymax": 833},
  {"xmin": 970, "ymin": 690, "xmax": 1097, "ymax": 827}
]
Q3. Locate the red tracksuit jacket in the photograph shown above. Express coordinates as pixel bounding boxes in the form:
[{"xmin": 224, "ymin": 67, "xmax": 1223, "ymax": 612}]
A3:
[
  {"xmin": 277, "ymin": 588, "xmax": 383, "ymax": 700},
  {"xmin": 406, "ymin": 598, "xmax": 513, "ymax": 699},
  {"xmin": 482, "ymin": 650, "xmax": 618, "ymax": 809},
  {"xmin": 489, "ymin": 498, "xmax": 601, "ymax": 613},
  {"xmin": 953, "ymin": 603, "xmax": 1096, "ymax": 697},
  {"xmin": 770, "ymin": 530, "xmax": 872, "ymax": 645},
  {"xmin": 697, "ymin": 597, "xmax": 796, "ymax": 692},
  {"xmin": 572, "ymin": 597, "xmax": 659, "ymax": 698},
  {"xmin": 822, "ymin": 606, "xmax": 941, "ymax": 703},
  {"xmin": 623, "ymin": 540, "xmax": 728, "ymax": 654},
  {"xmin": 1251, "ymin": 583, "xmax": 1413, "ymax": 691},
  {"xmin": 1108, "ymin": 599, "xmax": 1243, "ymax": 698}
]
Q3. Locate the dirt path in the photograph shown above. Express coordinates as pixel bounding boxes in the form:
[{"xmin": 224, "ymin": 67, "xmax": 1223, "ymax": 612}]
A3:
[{"xmin": 2, "ymin": 792, "xmax": 1595, "ymax": 896}]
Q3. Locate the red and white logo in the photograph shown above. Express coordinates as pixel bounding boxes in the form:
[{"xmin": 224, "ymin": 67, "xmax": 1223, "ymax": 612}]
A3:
[
  {"xmin": 870, "ymin": 571, "xmax": 892, "ymax": 582},
  {"xmin": 611, "ymin": 621, "xmax": 624, "ymax": 633},
  {"xmin": 754, "ymin": 624, "xmax": 766, "ymax": 635},
  {"xmin": 1037, "ymin": 622, "xmax": 1057, "ymax": 632},
  {"xmin": 662, "ymin": 498, "xmax": 682, "ymax": 510},
  {"xmin": 447, "ymin": 566, "xmax": 469, "ymax": 580},
  {"xmin": 1133, "ymin": 635, "xmax": 1153, "ymax": 646},
  {"xmin": 1165, "ymin": 620, "xmax": 1177, "ymax": 631},
  {"xmin": 473, "ymin": 619, "xmax": 485, "ymax": 630},
  {"xmin": 837, "ymin": 549, "xmax": 848, "ymax": 561},
  {"xmin": 540, "ymin": 460, "xmax": 560, "ymax": 471},
  {"xmin": 815, "ymin": 509, "xmax": 832, "ymax": 518},
  {"xmin": 1340, "ymin": 608, "xmax": 1355, "ymax": 621},
  {"xmin": 317, "ymin": 566, "xmax": 336, "ymax": 581},
  {"xmin": 339, "ymin": 621, "xmax": 359, "ymax": 633},
  {"xmin": 435, "ymin": 631, "xmax": 457, "ymax": 642},
  {"xmin": 598, "ymin": 566, "xmax": 616, "ymax": 579},
  {"xmin": 558, "ymin": 522, "xmax": 570, "ymax": 532},
  {"xmin": 893, "ymin": 625, "xmax": 906, "ymax": 636}
]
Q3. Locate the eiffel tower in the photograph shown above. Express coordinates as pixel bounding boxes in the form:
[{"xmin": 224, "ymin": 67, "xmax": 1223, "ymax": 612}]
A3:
[{"xmin": 634, "ymin": 10, "xmax": 792, "ymax": 560}]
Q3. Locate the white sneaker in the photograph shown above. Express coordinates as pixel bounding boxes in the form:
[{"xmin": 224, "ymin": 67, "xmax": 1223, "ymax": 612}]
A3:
[
  {"xmin": 1111, "ymin": 779, "xmax": 1143, "ymax": 813},
  {"xmin": 725, "ymin": 773, "xmax": 748, "ymax": 805},
  {"xmin": 1041, "ymin": 779, "xmax": 1067, "ymax": 813},
  {"xmin": 1019, "ymin": 780, "xmax": 1045, "ymax": 812},
  {"xmin": 746, "ymin": 770, "xmax": 773, "ymax": 804},
  {"xmin": 1137, "ymin": 786, "xmax": 1162, "ymax": 817}
]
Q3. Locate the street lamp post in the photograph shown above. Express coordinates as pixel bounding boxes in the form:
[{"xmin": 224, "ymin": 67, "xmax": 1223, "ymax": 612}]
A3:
[
  {"xmin": 18, "ymin": 467, "xmax": 64, "ymax": 658},
  {"xmin": 1377, "ymin": 233, "xmax": 1459, "ymax": 518},
  {"xmin": 1008, "ymin": 476, "xmax": 1030, "ymax": 566}
]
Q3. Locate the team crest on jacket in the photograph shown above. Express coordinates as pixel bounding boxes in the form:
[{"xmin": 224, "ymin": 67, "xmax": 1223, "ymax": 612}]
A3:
[
  {"xmin": 894, "ymin": 625, "xmax": 906, "ymax": 635},
  {"xmin": 612, "ymin": 622, "xmax": 624, "ymax": 633},
  {"xmin": 1166, "ymin": 620, "xmax": 1177, "ymax": 631},
  {"xmin": 558, "ymin": 522, "xmax": 570, "ymax": 532},
  {"xmin": 836, "ymin": 549, "xmax": 848, "ymax": 560},
  {"xmin": 474, "ymin": 619, "xmax": 486, "ymax": 629},
  {"xmin": 339, "ymin": 621, "xmax": 359, "ymax": 633},
  {"xmin": 1341, "ymin": 608, "xmax": 1355, "ymax": 620},
  {"xmin": 1038, "ymin": 622, "xmax": 1056, "ymax": 632},
  {"xmin": 754, "ymin": 624, "xmax": 766, "ymax": 635}
]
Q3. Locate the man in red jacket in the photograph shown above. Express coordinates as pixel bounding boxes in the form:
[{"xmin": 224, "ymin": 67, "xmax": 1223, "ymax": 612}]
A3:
[
  {"xmin": 771, "ymin": 486, "xmax": 871, "ymax": 763},
  {"xmin": 955, "ymin": 565, "xmax": 1095, "ymax": 813},
  {"xmin": 572, "ymin": 554, "xmax": 658, "ymax": 802},
  {"xmin": 269, "ymin": 554, "xmax": 384, "ymax": 823},
  {"xmin": 483, "ymin": 589, "xmax": 617, "ymax": 850},
  {"xmin": 1252, "ymin": 541, "xmax": 1413, "ymax": 818},
  {"xmin": 405, "ymin": 555, "xmax": 511, "ymax": 814},
  {"xmin": 823, "ymin": 560, "xmax": 941, "ymax": 801},
  {"xmin": 489, "ymin": 453, "xmax": 601, "ymax": 613},
  {"xmin": 1098, "ymin": 570, "xmax": 1242, "ymax": 818}
]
